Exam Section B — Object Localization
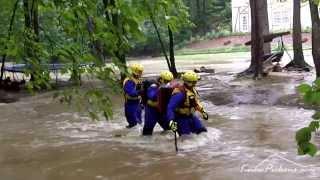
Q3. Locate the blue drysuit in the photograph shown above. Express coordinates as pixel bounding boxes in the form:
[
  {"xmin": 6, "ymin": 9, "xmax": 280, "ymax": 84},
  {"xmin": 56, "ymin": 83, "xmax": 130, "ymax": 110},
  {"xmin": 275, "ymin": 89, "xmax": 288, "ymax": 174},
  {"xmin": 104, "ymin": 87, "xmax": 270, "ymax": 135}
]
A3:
[
  {"xmin": 142, "ymin": 84, "xmax": 169, "ymax": 135},
  {"xmin": 166, "ymin": 88, "xmax": 207, "ymax": 135},
  {"xmin": 123, "ymin": 77, "xmax": 142, "ymax": 128}
]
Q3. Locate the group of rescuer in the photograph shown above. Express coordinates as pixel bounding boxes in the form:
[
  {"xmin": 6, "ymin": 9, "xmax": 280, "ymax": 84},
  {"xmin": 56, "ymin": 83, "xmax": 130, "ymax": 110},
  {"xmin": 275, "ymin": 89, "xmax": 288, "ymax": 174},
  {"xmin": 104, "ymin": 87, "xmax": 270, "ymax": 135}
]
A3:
[{"xmin": 122, "ymin": 63, "xmax": 209, "ymax": 136}]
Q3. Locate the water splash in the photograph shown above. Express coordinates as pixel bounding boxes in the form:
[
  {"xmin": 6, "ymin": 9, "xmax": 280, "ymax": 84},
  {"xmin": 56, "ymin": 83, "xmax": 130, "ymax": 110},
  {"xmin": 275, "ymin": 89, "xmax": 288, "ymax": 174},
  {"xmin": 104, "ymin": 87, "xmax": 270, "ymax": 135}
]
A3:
[{"xmin": 55, "ymin": 114, "xmax": 222, "ymax": 153}]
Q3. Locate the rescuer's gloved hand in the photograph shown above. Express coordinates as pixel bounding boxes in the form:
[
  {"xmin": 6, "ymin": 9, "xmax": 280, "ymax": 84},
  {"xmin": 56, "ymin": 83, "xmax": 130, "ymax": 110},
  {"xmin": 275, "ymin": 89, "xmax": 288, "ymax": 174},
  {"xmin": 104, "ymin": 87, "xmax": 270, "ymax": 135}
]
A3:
[
  {"xmin": 202, "ymin": 111, "xmax": 209, "ymax": 120},
  {"xmin": 169, "ymin": 120, "xmax": 178, "ymax": 132}
]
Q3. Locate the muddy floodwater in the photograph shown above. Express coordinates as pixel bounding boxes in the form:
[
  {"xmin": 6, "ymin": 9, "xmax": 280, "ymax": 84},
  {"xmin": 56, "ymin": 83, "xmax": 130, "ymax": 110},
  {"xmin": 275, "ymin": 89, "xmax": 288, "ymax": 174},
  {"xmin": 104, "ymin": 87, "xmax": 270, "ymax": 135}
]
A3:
[{"xmin": 1, "ymin": 52, "xmax": 320, "ymax": 180}]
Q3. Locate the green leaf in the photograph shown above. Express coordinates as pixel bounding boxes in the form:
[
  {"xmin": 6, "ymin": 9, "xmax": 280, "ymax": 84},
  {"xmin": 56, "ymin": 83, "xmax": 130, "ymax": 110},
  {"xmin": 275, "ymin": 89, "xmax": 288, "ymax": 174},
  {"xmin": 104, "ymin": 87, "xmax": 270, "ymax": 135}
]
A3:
[
  {"xmin": 307, "ymin": 143, "xmax": 318, "ymax": 156},
  {"xmin": 311, "ymin": 92, "xmax": 320, "ymax": 105},
  {"xmin": 309, "ymin": 121, "xmax": 320, "ymax": 132},
  {"xmin": 314, "ymin": 78, "xmax": 320, "ymax": 90},
  {"xmin": 304, "ymin": 91, "xmax": 313, "ymax": 104},
  {"xmin": 312, "ymin": 112, "xmax": 320, "ymax": 120},
  {"xmin": 308, "ymin": 143, "xmax": 318, "ymax": 156},
  {"xmin": 296, "ymin": 127, "xmax": 312, "ymax": 144},
  {"xmin": 298, "ymin": 84, "xmax": 312, "ymax": 94},
  {"xmin": 297, "ymin": 142, "xmax": 317, "ymax": 156}
]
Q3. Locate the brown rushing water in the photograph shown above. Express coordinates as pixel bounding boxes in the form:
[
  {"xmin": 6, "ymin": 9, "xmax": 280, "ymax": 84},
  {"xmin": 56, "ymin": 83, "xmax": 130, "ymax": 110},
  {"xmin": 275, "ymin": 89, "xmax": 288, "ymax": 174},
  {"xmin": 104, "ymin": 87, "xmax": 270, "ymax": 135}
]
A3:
[{"xmin": 1, "ymin": 52, "xmax": 320, "ymax": 180}]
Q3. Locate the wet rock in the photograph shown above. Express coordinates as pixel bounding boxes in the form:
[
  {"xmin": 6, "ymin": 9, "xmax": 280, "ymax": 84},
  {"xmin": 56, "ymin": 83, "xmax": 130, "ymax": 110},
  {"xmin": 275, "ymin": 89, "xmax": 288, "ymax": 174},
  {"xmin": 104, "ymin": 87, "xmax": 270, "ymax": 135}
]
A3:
[
  {"xmin": 206, "ymin": 91, "xmax": 234, "ymax": 105},
  {"xmin": 194, "ymin": 66, "xmax": 215, "ymax": 74},
  {"xmin": 273, "ymin": 63, "xmax": 282, "ymax": 72}
]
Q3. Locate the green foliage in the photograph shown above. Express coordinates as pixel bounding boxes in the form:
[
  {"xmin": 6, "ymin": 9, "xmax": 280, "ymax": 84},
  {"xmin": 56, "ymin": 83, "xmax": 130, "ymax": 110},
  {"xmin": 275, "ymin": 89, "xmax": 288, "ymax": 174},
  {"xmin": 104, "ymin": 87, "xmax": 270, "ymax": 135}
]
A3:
[
  {"xmin": 47, "ymin": 0, "xmax": 140, "ymax": 120},
  {"xmin": 207, "ymin": 0, "xmax": 232, "ymax": 32},
  {"xmin": 298, "ymin": 142, "xmax": 317, "ymax": 156},
  {"xmin": 185, "ymin": 0, "xmax": 231, "ymax": 35},
  {"xmin": 296, "ymin": 127, "xmax": 317, "ymax": 156},
  {"xmin": 298, "ymin": 84, "xmax": 312, "ymax": 94},
  {"xmin": 309, "ymin": 121, "xmax": 320, "ymax": 131},
  {"xmin": 55, "ymin": 87, "xmax": 115, "ymax": 121},
  {"xmin": 176, "ymin": 46, "xmax": 250, "ymax": 56},
  {"xmin": 129, "ymin": 0, "xmax": 232, "ymax": 56},
  {"xmin": 296, "ymin": 127, "xmax": 312, "ymax": 144},
  {"xmin": 296, "ymin": 79, "xmax": 320, "ymax": 156},
  {"xmin": 0, "ymin": 0, "xmax": 192, "ymax": 121}
]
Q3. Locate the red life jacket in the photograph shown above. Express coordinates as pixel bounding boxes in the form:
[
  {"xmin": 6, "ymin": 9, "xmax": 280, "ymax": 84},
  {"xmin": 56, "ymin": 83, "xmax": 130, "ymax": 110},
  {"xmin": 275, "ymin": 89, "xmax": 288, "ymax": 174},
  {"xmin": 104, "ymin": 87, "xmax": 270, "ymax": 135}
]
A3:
[{"xmin": 157, "ymin": 80, "xmax": 185, "ymax": 114}]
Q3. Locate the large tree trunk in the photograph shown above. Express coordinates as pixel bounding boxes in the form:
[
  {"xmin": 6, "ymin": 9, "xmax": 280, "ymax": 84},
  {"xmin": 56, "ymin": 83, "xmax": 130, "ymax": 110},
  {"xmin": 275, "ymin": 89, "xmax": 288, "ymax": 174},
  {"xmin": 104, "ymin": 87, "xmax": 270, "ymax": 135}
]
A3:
[
  {"xmin": 239, "ymin": 0, "xmax": 265, "ymax": 77},
  {"xmin": 293, "ymin": 0, "xmax": 304, "ymax": 63},
  {"xmin": 251, "ymin": 0, "xmax": 264, "ymax": 78},
  {"xmin": 168, "ymin": 26, "xmax": 178, "ymax": 78},
  {"xmin": 286, "ymin": 0, "xmax": 310, "ymax": 70},
  {"xmin": 309, "ymin": 0, "xmax": 320, "ymax": 77},
  {"xmin": 261, "ymin": 0, "xmax": 271, "ymax": 54}
]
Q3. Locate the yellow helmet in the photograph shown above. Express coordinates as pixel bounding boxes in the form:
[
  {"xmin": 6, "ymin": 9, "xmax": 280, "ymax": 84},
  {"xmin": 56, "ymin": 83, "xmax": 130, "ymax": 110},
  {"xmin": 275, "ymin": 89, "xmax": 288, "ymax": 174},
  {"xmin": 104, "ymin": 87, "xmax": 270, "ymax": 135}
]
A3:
[
  {"xmin": 160, "ymin": 70, "xmax": 174, "ymax": 82},
  {"xmin": 182, "ymin": 71, "xmax": 199, "ymax": 82},
  {"xmin": 129, "ymin": 63, "xmax": 144, "ymax": 76}
]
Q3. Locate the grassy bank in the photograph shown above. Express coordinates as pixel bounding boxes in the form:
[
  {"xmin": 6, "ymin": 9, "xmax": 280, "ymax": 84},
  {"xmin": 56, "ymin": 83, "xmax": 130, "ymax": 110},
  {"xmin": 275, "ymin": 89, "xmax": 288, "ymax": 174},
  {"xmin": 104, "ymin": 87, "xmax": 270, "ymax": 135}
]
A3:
[
  {"xmin": 176, "ymin": 45, "xmax": 250, "ymax": 56},
  {"xmin": 176, "ymin": 45, "xmax": 312, "ymax": 56}
]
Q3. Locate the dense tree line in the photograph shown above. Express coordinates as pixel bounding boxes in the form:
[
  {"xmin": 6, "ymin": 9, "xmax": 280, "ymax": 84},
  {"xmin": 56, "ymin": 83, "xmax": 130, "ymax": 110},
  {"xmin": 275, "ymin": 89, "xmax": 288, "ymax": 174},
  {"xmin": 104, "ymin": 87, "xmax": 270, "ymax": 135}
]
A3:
[
  {"xmin": 132, "ymin": 0, "xmax": 232, "ymax": 56},
  {"xmin": 0, "ymin": 0, "xmax": 190, "ymax": 119}
]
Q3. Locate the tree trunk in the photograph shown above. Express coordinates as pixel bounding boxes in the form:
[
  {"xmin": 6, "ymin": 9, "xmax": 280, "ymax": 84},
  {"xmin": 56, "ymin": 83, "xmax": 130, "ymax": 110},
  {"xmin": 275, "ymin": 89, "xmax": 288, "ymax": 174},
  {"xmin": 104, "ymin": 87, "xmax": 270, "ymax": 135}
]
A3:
[
  {"xmin": 202, "ymin": 0, "xmax": 206, "ymax": 35},
  {"xmin": 32, "ymin": 0, "xmax": 39, "ymax": 39},
  {"xmin": 196, "ymin": 0, "xmax": 200, "ymax": 19},
  {"xmin": 144, "ymin": 0, "xmax": 172, "ymax": 72},
  {"xmin": 24, "ymin": 0, "xmax": 31, "ymax": 28},
  {"xmin": 239, "ymin": 0, "xmax": 265, "ymax": 77},
  {"xmin": 293, "ymin": 0, "xmax": 304, "ymax": 63},
  {"xmin": 309, "ymin": 0, "xmax": 320, "ymax": 77},
  {"xmin": 196, "ymin": 0, "xmax": 201, "ymax": 34},
  {"xmin": 87, "ymin": 17, "xmax": 104, "ymax": 62},
  {"xmin": 168, "ymin": 26, "xmax": 178, "ymax": 78},
  {"xmin": 261, "ymin": 0, "xmax": 271, "ymax": 54},
  {"xmin": 149, "ymin": 13, "xmax": 170, "ymax": 68},
  {"xmin": 251, "ymin": 0, "xmax": 264, "ymax": 78},
  {"xmin": 24, "ymin": 0, "xmax": 36, "ymax": 81},
  {"xmin": 286, "ymin": 0, "xmax": 310, "ymax": 70},
  {"xmin": 0, "ymin": 0, "xmax": 20, "ymax": 83}
]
